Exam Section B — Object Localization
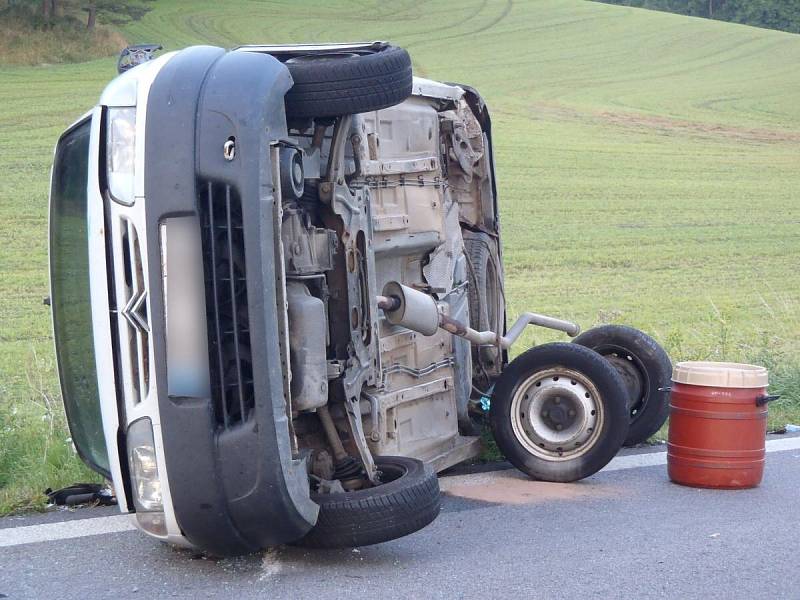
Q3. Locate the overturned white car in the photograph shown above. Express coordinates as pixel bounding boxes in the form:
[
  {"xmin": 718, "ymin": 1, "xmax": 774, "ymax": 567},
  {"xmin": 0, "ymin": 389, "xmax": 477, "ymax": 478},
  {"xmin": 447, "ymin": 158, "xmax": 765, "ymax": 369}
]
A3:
[{"xmin": 49, "ymin": 42, "xmax": 671, "ymax": 554}]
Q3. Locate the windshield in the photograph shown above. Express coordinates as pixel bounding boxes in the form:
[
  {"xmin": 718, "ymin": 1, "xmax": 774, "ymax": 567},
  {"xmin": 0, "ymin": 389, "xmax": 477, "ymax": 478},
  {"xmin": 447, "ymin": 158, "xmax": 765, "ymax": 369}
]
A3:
[{"xmin": 50, "ymin": 117, "xmax": 110, "ymax": 476}]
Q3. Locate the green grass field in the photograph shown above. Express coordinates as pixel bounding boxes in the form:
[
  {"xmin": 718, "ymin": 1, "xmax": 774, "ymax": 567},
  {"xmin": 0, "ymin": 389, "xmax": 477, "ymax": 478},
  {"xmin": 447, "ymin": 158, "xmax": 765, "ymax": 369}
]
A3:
[{"xmin": 1, "ymin": 0, "xmax": 799, "ymax": 512}]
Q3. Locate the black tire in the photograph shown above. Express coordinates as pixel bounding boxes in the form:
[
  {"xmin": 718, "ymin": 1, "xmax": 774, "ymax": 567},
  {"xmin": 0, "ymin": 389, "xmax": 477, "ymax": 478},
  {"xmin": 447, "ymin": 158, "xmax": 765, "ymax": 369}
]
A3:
[
  {"xmin": 463, "ymin": 231, "xmax": 504, "ymax": 374},
  {"xmin": 295, "ymin": 456, "xmax": 440, "ymax": 549},
  {"xmin": 573, "ymin": 325, "xmax": 672, "ymax": 446},
  {"xmin": 490, "ymin": 343, "xmax": 629, "ymax": 482},
  {"xmin": 284, "ymin": 45, "xmax": 413, "ymax": 119}
]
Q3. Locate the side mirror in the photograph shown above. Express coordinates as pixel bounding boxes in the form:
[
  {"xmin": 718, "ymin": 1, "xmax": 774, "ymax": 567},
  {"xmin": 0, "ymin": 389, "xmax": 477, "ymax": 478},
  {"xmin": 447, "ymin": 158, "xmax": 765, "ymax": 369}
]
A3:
[{"xmin": 117, "ymin": 44, "xmax": 163, "ymax": 74}]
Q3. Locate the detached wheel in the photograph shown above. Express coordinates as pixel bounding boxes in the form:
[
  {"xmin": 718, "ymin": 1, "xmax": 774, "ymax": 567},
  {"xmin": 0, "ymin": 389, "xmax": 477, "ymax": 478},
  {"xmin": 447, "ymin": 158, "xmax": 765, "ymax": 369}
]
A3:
[
  {"xmin": 284, "ymin": 44, "xmax": 413, "ymax": 119},
  {"xmin": 490, "ymin": 343, "xmax": 629, "ymax": 482},
  {"xmin": 573, "ymin": 325, "xmax": 672, "ymax": 446},
  {"xmin": 296, "ymin": 456, "xmax": 440, "ymax": 549}
]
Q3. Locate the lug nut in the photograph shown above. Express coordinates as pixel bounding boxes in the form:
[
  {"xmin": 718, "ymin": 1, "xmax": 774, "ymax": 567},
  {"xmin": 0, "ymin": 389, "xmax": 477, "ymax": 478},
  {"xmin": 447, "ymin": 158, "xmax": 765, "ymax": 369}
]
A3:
[
  {"xmin": 554, "ymin": 397, "xmax": 561, "ymax": 405},
  {"xmin": 542, "ymin": 410, "xmax": 549, "ymax": 418},
  {"xmin": 556, "ymin": 424, "xmax": 563, "ymax": 431},
  {"xmin": 568, "ymin": 409, "xmax": 576, "ymax": 417}
]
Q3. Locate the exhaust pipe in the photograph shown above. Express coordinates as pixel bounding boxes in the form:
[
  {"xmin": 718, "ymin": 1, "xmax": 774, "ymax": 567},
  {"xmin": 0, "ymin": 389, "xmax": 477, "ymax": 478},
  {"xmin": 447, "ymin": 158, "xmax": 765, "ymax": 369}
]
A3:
[{"xmin": 378, "ymin": 282, "xmax": 580, "ymax": 349}]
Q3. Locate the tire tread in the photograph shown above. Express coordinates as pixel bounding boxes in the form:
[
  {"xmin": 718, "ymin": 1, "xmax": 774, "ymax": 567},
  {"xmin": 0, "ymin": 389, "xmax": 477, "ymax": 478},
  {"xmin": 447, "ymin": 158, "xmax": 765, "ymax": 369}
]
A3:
[
  {"xmin": 295, "ymin": 456, "xmax": 441, "ymax": 549},
  {"xmin": 285, "ymin": 46, "xmax": 413, "ymax": 119}
]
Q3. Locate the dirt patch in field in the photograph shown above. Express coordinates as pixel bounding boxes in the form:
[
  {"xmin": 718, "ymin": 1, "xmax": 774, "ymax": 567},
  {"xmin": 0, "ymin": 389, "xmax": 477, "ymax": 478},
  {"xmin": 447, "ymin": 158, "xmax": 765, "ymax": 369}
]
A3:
[
  {"xmin": 440, "ymin": 469, "xmax": 620, "ymax": 505},
  {"xmin": 522, "ymin": 102, "xmax": 800, "ymax": 144},
  {"xmin": 597, "ymin": 109, "xmax": 800, "ymax": 144}
]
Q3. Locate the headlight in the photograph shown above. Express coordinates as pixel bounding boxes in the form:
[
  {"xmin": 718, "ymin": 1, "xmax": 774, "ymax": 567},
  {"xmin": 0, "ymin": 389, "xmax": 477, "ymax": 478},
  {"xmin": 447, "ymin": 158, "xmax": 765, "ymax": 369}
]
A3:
[
  {"xmin": 127, "ymin": 418, "xmax": 167, "ymax": 536},
  {"xmin": 106, "ymin": 107, "xmax": 136, "ymax": 205},
  {"xmin": 126, "ymin": 417, "xmax": 162, "ymax": 511}
]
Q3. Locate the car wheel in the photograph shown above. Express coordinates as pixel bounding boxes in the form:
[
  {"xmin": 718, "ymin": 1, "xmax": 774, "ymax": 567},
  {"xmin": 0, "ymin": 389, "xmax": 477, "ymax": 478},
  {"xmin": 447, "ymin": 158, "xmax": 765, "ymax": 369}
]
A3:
[
  {"xmin": 573, "ymin": 325, "xmax": 672, "ymax": 446},
  {"xmin": 295, "ymin": 456, "xmax": 440, "ymax": 548},
  {"xmin": 284, "ymin": 44, "xmax": 412, "ymax": 119},
  {"xmin": 463, "ymin": 231, "xmax": 504, "ymax": 379},
  {"xmin": 490, "ymin": 343, "xmax": 629, "ymax": 482}
]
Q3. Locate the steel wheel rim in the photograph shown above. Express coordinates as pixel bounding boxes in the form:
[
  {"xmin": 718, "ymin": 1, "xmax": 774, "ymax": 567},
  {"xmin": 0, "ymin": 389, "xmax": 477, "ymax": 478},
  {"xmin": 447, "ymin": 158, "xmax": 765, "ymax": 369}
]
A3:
[
  {"xmin": 594, "ymin": 343, "xmax": 649, "ymax": 421},
  {"xmin": 510, "ymin": 367, "xmax": 604, "ymax": 461}
]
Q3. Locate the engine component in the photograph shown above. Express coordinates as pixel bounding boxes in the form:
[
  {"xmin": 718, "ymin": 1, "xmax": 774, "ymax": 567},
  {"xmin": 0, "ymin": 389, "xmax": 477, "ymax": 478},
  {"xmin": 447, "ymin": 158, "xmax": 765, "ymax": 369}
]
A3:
[
  {"xmin": 280, "ymin": 146, "xmax": 305, "ymax": 200},
  {"xmin": 281, "ymin": 207, "xmax": 336, "ymax": 275},
  {"xmin": 310, "ymin": 449, "xmax": 334, "ymax": 481},
  {"xmin": 319, "ymin": 114, "xmax": 381, "ymax": 403},
  {"xmin": 287, "ymin": 282, "xmax": 328, "ymax": 411},
  {"xmin": 316, "ymin": 405, "xmax": 348, "ymax": 462},
  {"xmin": 316, "ymin": 404, "xmax": 365, "ymax": 487}
]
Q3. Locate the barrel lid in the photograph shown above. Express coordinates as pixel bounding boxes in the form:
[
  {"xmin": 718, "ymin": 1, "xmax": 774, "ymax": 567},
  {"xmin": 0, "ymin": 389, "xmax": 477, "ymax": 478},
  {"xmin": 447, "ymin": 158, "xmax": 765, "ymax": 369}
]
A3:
[{"xmin": 671, "ymin": 361, "xmax": 768, "ymax": 388}]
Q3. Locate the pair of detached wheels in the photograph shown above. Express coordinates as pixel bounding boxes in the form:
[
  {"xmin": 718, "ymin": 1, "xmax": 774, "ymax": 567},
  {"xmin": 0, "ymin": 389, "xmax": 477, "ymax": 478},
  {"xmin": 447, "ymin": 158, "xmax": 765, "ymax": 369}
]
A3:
[{"xmin": 490, "ymin": 326, "xmax": 672, "ymax": 482}]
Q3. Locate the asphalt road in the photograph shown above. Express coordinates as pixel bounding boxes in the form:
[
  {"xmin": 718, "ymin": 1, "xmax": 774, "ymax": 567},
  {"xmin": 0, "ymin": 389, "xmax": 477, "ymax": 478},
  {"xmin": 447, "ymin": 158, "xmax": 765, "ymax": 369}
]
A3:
[{"xmin": 2, "ymin": 437, "xmax": 799, "ymax": 600}]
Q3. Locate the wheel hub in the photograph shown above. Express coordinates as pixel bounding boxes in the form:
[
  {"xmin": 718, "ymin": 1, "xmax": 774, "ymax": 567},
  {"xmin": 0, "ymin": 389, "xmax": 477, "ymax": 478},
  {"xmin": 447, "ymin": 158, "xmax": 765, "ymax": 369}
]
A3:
[
  {"xmin": 511, "ymin": 368, "xmax": 603, "ymax": 460},
  {"xmin": 541, "ymin": 398, "xmax": 576, "ymax": 430}
]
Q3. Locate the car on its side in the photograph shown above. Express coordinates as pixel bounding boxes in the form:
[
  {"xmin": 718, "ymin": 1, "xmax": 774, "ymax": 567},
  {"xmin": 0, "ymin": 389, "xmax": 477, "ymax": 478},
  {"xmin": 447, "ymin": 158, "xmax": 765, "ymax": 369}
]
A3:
[{"xmin": 49, "ymin": 42, "xmax": 672, "ymax": 554}]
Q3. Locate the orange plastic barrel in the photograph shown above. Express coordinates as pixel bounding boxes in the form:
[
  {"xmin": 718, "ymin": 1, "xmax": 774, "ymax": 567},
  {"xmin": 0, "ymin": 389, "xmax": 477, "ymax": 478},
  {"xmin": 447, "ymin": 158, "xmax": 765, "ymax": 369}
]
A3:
[{"xmin": 668, "ymin": 361, "xmax": 778, "ymax": 489}]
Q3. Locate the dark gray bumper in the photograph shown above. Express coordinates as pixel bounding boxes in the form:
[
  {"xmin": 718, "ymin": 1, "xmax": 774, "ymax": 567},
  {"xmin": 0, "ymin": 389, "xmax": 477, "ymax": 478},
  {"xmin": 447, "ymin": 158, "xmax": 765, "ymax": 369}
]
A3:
[{"xmin": 142, "ymin": 45, "xmax": 317, "ymax": 555}]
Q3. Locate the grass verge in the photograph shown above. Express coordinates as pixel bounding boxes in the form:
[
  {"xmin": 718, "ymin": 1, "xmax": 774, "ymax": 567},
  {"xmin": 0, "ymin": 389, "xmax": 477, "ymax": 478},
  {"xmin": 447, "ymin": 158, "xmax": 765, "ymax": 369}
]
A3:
[
  {"xmin": 1, "ymin": 0, "xmax": 799, "ymax": 512},
  {"xmin": 0, "ymin": 349, "xmax": 100, "ymax": 514}
]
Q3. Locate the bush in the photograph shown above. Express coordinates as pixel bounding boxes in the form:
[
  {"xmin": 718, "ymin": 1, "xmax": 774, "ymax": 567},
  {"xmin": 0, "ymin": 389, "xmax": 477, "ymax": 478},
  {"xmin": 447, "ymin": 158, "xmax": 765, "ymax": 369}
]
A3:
[{"xmin": 0, "ymin": 4, "xmax": 128, "ymax": 65}]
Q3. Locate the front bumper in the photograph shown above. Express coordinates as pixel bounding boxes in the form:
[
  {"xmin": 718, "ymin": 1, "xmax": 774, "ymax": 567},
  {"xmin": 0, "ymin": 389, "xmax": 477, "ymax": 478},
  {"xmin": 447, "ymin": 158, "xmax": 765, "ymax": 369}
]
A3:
[{"xmin": 96, "ymin": 46, "xmax": 317, "ymax": 555}]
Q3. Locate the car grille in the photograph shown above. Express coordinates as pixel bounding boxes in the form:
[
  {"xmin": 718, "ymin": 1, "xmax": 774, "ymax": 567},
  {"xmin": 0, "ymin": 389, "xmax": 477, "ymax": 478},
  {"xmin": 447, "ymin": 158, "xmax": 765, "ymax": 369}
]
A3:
[
  {"xmin": 117, "ymin": 218, "xmax": 150, "ymax": 405},
  {"xmin": 198, "ymin": 181, "xmax": 254, "ymax": 427}
]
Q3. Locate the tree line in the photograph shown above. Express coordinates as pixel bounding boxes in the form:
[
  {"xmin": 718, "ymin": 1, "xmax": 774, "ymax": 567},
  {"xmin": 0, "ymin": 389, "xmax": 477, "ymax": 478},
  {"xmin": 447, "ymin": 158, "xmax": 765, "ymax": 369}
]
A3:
[
  {"xmin": 3, "ymin": 0, "xmax": 153, "ymax": 30},
  {"xmin": 594, "ymin": 0, "xmax": 800, "ymax": 34}
]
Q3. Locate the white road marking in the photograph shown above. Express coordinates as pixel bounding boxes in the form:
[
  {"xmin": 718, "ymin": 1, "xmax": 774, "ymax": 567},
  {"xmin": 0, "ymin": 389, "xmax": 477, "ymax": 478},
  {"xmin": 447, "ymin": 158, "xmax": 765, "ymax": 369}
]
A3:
[
  {"xmin": 0, "ymin": 514, "xmax": 135, "ymax": 548},
  {"xmin": 761, "ymin": 436, "xmax": 800, "ymax": 453},
  {"xmin": 1, "ymin": 436, "xmax": 799, "ymax": 549},
  {"xmin": 602, "ymin": 435, "xmax": 800, "ymax": 473},
  {"xmin": 601, "ymin": 450, "xmax": 667, "ymax": 472},
  {"xmin": 438, "ymin": 435, "xmax": 800, "ymax": 493}
]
